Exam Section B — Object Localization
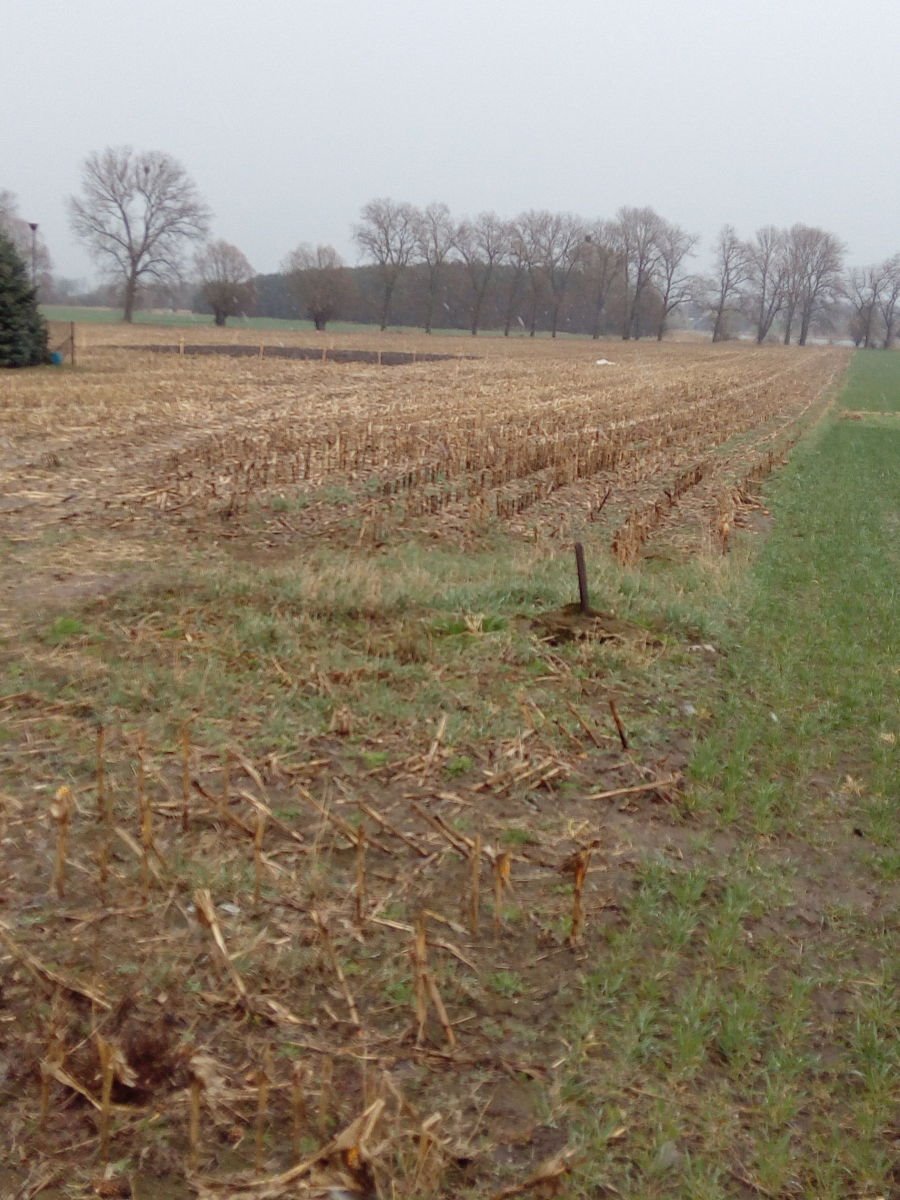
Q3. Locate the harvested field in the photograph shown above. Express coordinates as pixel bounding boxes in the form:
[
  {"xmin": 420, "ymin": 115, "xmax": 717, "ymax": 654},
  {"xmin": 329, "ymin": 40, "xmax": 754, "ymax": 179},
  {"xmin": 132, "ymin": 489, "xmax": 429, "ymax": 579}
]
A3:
[
  {"xmin": 5, "ymin": 329, "xmax": 891, "ymax": 1200},
  {"xmin": 0, "ymin": 326, "xmax": 846, "ymax": 576}
]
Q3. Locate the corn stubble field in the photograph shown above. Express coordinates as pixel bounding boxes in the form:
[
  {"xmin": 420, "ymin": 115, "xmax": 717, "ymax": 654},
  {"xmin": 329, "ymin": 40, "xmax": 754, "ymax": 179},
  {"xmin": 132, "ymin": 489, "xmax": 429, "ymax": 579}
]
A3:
[{"xmin": 0, "ymin": 328, "xmax": 870, "ymax": 1199}]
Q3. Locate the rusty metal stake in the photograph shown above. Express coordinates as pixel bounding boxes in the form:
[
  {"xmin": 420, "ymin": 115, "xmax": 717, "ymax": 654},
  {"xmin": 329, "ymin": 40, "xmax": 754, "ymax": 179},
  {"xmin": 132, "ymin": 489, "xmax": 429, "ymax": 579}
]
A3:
[{"xmin": 574, "ymin": 542, "xmax": 591, "ymax": 614}]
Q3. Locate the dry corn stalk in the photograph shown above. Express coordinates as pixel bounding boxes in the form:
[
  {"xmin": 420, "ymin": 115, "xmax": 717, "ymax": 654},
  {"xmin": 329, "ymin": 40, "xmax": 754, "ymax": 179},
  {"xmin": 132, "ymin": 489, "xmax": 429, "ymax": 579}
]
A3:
[
  {"xmin": 96, "ymin": 824, "xmax": 110, "ymax": 906},
  {"xmin": 330, "ymin": 705, "xmax": 353, "ymax": 736},
  {"xmin": 469, "ymin": 833, "xmax": 482, "ymax": 936},
  {"xmin": 188, "ymin": 1065, "xmax": 204, "ymax": 1170},
  {"xmin": 355, "ymin": 826, "xmax": 367, "ymax": 924},
  {"xmin": 421, "ymin": 712, "xmax": 448, "ymax": 778},
  {"xmin": 50, "ymin": 786, "xmax": 72, "ymax": 899},
  {"xmin": 39, "ymin": 991, "xmax": 67, "ymax": 1127},
  {"xmin": 493, "ymin": 850, "xmax": 512, "ymax": 930},
  {"xmin": 137, "ymin": 739, "xmax": 154, "ymax": 898},
  {"xmin": 317, "ymin": 1055, "xmax": 333, "ymax": 1135},
  {"xmin": 567, "ymin": 848, "xmax": 592, "ymax": 946},
  {"xmin": 0, "ymin": 920, "xmax": 110, "ymax": 1009},
  {"xmin": 608, "ymin": 696, "xmax": 629, "ymax": 751},
  {"xmin": 413, "ymin": 1111, "xmax": 445, "ymax": 1197},
  {"xmin": 491, "ymin": 1146, "xmax": 578, "ymax": 1198},
  {"xmin": 181, "ymin": 722, "xmax": 191, "ymax": 832},
  {"xmin": 290, "ymin": 1061, "xmax": 308, "ymax": 1160},
  {"xmin": 253, "ymin": 808, "xmax": 267, "ymax": 905},
  {"xmin": 412, "ymin": 913, "xmax": 429, "ymax": 1045},
  {"xmin": 255, "ymin": 1044, "xmax": 272, "ymax": 1171},
  {"xmin": 411, "ymin": 912, "xmax": 456, "ymax": 1049},
  {"xmin": 220, "ymin": 750, "xmax": 231, "ymax": 825},
  {"xmin": 95, "ymin": 1035, "xmax": 115, "ymax": 1166},
  {"xmin": 96, "ymin": 724, "xmax": 107, "ymax": 822},
  {"xmin": 313, "ymin": 911, "xmax": 361, "ymax": 1030},
  {"xmin": 193, "ymin": 888, "xmax": 248, "ymax": 1005},
  {"xmin": 190, "ymin": 1098, "xmax": 386, "ymax": 1196}
]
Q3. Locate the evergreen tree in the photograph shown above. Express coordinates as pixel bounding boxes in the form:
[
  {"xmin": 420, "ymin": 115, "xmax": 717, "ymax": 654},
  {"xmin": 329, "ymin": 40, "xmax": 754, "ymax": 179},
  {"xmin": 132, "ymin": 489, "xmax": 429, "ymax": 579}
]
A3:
[{"xmin": 0, "ymin": 229, "xmax": 49, "ymax": 368}]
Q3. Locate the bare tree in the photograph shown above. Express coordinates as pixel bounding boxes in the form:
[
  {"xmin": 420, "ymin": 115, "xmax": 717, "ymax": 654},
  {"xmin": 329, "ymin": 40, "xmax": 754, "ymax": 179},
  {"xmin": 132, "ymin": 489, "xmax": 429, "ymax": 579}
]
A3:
[
  {"xmin": 514, "ymin": 211, "xmax": 549, "ymax": 337},
  {"xmin": 848, "ymin": 256, "xmax": 900, "ymax": 348},
  {"xmin": 501, "ymin": 223, "xmax": 529, "ymax": 336},
  {"xmin": 412, "ymin": 203, "xmax": 455, "ymax": 334},
  {"xmin": 512, "ymin": 210, "xmax": 586, "ymax": 336},
  {"xmin": 613, "ymin": 206, "xmax": 664, "ymax": 339},
  {"xmin": 454, "ymin": 212, "xmax": 508, "ymax": 336},
  {"xmin": 581, "ymin": 221, "xmax": 621, "ymax": 339},
  {"xmin": 876, "ymin": 255, "xmax": 900, "ymax": 348},
  {"xmin": 653, "ymin": 220, "xmax": 698, "ymax": 341},
  {"xmin": 746, "ymin": 226, "xmax": 787, "ymax": 343},
  {"xmin": 353, "ymin": 198, "xmax": 417, "ymax": 330},
  {"xmin": 283, "ymin": 244, "xmax": 351, "ymax": 331},
  {"xmin": 785, "ymin": 225, "xmax": 844, "ymax": 345},
  {"xmin": 195, "ymin": 240, "xmax": 255, "ymax": 326},
  {"xmin": 708, "ymin": 225, "xmax": 750, "ymax": 342},
  {"xmin": 528, "ymin": 211, "xmax": 586, "ymax": 337},
  {"xmin": 847, "ymin": 264, "xmax": 884, "ymax": 348},
  {"xmin": 69, "ymin": 148, "xmax": 209, "ymax": 322}
]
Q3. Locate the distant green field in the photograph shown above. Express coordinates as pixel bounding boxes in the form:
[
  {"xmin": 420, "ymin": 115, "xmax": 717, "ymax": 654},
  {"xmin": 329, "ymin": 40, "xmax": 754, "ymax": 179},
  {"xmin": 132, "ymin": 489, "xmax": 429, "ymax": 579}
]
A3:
[
  {"xmin": 836, "ymin": 346, "xmax": 900, "ymax": 411},
  {"xmin": 39, "ymin": 305, "xmax": 593, "ymax": 339},
  {"xmin": 41, "ymin": 305, "xmax": 356, "ymax": 333},
  {"xmin": 40, "ymin": 305, "xmax": 487, "ymax": 338}
]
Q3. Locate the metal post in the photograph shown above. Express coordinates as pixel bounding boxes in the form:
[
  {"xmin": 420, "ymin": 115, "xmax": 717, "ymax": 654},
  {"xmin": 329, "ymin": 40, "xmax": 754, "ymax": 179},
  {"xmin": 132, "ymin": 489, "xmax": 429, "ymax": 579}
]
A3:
[{"xmin": 574, "ymin": 542, "xmax": 591, "ymax": 614}]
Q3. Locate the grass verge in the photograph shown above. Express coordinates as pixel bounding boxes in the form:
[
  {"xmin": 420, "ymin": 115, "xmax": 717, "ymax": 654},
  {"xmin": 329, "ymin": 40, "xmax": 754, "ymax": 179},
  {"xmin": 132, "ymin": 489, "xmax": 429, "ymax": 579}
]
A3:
[{"xmin": 572, "ymin": 349, "xmax": 898, "ymax": 1199}]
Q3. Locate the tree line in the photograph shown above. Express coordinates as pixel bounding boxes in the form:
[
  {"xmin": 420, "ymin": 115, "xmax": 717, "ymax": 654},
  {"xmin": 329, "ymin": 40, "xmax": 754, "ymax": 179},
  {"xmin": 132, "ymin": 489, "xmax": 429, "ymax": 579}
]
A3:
[{"xmin": 4, "ymin": 146, "xmax": 900, "ymax": 346}]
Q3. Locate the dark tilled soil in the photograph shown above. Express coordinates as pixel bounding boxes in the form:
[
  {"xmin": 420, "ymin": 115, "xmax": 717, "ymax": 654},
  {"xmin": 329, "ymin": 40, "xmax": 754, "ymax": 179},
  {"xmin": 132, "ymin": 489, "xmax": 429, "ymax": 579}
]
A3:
[{"xmin": 118, "ymin": 344, "xmax": 471, "ymax": 366}]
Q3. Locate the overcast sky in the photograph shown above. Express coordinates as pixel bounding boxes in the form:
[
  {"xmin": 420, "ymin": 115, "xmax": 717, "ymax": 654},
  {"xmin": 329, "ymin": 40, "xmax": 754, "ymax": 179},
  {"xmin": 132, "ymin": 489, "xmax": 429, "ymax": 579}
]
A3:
[{"xmin": 3, "ymin": 0, "xmax": 898, "ymax": 284}]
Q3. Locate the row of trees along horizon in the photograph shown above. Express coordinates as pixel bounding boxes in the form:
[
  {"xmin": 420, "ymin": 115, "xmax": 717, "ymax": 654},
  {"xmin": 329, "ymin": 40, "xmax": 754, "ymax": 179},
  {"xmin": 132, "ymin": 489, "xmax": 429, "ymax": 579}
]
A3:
[{"xmin": 4, "ymin": 147, "xmax": 900, "ymax": 346}]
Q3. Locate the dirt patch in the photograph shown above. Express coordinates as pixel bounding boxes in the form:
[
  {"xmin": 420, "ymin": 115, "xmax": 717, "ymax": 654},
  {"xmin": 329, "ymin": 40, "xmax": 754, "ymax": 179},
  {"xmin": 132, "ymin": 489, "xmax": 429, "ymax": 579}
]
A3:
[{"xmin": 528, "ymin": 603, "xmax": 661, "ymax": 646}]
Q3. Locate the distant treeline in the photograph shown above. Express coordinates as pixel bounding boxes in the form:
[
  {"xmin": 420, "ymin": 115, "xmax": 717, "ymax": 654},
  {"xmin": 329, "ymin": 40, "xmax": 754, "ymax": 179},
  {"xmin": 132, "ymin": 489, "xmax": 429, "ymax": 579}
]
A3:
[
  {"xmin": 14, "ymin": 161, "xmax": 898, "ymax": 344},
  {"xmin": 238, "ymin": 262, "xmax": 675, "ymax": 339},
  {"xmin": 179, "ymin": 200, "xmax": 900, "ymax": 347}
]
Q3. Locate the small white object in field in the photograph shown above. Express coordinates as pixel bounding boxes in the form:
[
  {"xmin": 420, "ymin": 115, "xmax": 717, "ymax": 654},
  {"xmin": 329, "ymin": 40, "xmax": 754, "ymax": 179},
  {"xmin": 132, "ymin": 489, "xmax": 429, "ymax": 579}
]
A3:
[{"xmin": 595, "ymin": 358, "xmax": 616, "ymax": 366}]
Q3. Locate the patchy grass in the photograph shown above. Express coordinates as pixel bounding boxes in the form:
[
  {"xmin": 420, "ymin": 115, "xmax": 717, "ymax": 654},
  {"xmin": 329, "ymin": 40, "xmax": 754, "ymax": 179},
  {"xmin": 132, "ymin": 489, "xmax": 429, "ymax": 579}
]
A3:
[{"xmin": 1, "ymin": 536, "xmax": 728, "ymax": 761}]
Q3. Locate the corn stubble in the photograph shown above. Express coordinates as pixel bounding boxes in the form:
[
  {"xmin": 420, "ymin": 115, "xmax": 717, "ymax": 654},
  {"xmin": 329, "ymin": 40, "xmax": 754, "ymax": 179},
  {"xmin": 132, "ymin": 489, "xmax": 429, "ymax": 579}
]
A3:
[
  {"xmin": 0, "ymin": 326, "xmax": 845, "ymax": 567},
  {"xmin": 139, "ymin": 343, "xmax": 844, "ymax": 560},
  {"xmin": 5, "ymin": 716, "xmax": 637, "ymax": 1196}
]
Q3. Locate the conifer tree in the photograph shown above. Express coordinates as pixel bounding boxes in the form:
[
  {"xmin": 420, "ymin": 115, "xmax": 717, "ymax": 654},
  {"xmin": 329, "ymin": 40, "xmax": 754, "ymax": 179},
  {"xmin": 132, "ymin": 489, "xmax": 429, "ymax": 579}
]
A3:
[{"xmin": 0, "ymin": 229, "xmax": 48, "ymax": 367}]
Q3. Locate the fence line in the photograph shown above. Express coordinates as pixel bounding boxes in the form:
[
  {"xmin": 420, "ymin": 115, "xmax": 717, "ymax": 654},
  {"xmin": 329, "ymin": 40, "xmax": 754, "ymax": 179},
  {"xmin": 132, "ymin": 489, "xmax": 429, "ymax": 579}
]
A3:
[{"xmin": 47, "ymin": 321, "xmax": 77, "ymax": 366}]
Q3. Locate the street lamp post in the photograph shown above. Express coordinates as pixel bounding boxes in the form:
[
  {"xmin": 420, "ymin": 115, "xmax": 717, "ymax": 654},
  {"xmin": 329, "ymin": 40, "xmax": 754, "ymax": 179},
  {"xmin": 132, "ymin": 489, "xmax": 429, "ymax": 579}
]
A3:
[{"xmin": 28, "ymin": 222, "xmax": 39, "ymax": 293}]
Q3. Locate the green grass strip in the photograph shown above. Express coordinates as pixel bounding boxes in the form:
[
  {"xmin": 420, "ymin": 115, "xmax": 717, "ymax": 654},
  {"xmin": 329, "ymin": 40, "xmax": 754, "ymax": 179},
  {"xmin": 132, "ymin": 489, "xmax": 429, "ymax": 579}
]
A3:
[
  {"xmin": 564, "ymin": 353, "xmax": 897, "ymax": 1198},
  {"xmin": 691, "ymin": 351, "xmax": 899, "ymax": 840}
]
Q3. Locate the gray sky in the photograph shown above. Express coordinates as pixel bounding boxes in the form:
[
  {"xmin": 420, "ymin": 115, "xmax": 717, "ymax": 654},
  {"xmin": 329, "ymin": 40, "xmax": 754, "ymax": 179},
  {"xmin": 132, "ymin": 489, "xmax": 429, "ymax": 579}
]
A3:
[{"xmin": 4, "ymin": 0, "xmax": 898, "ymax": 283}]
